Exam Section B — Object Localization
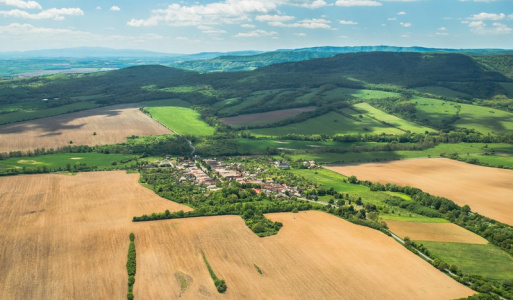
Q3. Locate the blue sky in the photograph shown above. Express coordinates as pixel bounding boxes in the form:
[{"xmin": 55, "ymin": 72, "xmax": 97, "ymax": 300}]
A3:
[{"xmin": 0, "ymin": 0, "xmax": 512, "ymax": 53}]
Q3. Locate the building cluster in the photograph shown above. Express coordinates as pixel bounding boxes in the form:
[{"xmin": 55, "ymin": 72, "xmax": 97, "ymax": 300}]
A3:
[{"xmin": 154, "ymin": 157, "xmax": 306, "ymax": 199}]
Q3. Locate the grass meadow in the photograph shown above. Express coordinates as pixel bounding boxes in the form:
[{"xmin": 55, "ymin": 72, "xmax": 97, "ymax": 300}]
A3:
[{"xmin": 420, "ymin": 241, "xmax": 513, "ymax": 280}]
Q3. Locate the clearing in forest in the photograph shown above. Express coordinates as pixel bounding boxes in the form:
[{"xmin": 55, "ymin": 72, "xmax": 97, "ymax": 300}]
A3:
[
  {"xmin": 220, "ymin": 106, "xmax": 316, "ymax": 128},
  {"xmin": 326, "ymin": 158, "xmax": 513, "ymax": 226},
  {"xmin": 134, "ymin": 211, "xmax": 474, "ymax": 300},
  {"xmin": 0, "ymin": 104, "xmax": 170, "ymax": 153},
  {"xmin": 0, "ymin": 171, "xmax": 191, "ymax": 300},
  {"xmin": 386, "ymin": 220, "xmax": 488, "ymax": 244}
]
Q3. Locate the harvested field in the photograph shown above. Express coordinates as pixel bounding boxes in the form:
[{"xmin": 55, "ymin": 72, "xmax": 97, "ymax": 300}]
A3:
[
  {"xmin": 220, "ymin": 106, "xmax": 316, "ymax": 127},
  {"xmin": 0, "ymin": 171, "xmax": 191, "ymax": 300},
  {"xmin": 134, "ymin": 211, "xmax": 474, "ymax": 300},
  {"xmin": 386, "ymin": 220, "xmax": 488, "ymax": 244},
  {"xmin": 326, "ymin": 158, "xmax": 513, "ymax": 225},
  {"xmin": 0, "ymin": 104, "xmax": 171, "ymax": 153}
]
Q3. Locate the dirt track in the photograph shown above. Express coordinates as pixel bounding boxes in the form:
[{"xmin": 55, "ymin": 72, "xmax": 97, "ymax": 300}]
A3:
[
  {"xmin": 0, "ymin": 104, "xmax": 171, "ymax": 153},
  {"xmin": 326, "ymin": 158, "xmax": 513, "ymax": 226}
]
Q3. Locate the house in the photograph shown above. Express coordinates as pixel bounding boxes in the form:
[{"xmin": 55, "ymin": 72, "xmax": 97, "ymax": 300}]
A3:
[{"xmin": 274, "ymin": 161, "xmax": 290, "ymax": 169}]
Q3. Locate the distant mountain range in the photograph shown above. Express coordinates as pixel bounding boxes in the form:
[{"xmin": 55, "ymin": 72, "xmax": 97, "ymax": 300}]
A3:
[{"xmin": 1, "ymin": 46, "xmax": 512, "ymax": 77}]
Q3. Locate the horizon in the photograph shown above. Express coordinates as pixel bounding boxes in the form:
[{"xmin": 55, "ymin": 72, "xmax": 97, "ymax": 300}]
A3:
[{"xmin": 0, "ymin": 0, "xmax": 512, "ymax": 53}]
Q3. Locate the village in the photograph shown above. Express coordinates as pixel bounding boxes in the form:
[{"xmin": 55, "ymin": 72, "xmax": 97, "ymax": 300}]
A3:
[{"xmin": 152, "ymin": 156, "xmax": 318, "ymax": 199}]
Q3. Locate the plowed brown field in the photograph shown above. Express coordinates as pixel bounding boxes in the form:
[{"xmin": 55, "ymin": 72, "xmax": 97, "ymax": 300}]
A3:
[
  {"xmin": 0, "ymin": 171, "xmax": 190, "ymax": 300},
  {"xmin": 134, "ymin": 211, "xmax": 474, "ymax": 300},
  {"xmin": 0, "ymin": 104, "xmax": 170, "ymax": 153},
  {"xmin": 326, "ymin": 158, "xmax": 513, "ymax": 226},
  {"xmin": 386, "ymin": 220, "xmax": 488, "ymax": 244}
]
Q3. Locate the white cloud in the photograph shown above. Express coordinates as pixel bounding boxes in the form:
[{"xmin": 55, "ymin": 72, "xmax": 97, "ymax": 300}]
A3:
[
  {"xmin": 466, "ymin": 20, "xmax": 512, "ymax": 35},
  {"xmin": 387, "ymin": 17, "xmax": 397, "ymax": 21},
  {"xmin": 508, "ymin": 14, "xmax": 513, "ymax": 20},
  {"xmin": 401, "ymin": 34, "xmax": 409, "ymax": 38},
  {"xmin": 269, "ymin": 18, "xmax": 332, "ymax": 29},
  {"xmin": 255, "ymin": 14, "xmax": 294, "ymax": 22},
  {"xmin": 0, "ymin": 7, "xmax": 83, "ymax": 20},
  {"xmin": 197, "ymin": 25, "xmax": 226, "ymax": 34},
  {"xmin": 0, "ymin": 0, "xmax": 41, "ymax": 9},
  {"xmin": 235, "ymin": 29, "xmax": 277, "ymax": 37},
  {"xmin": 400, "ymin": 22, "xmax": 411, "ymax": 27},
  {"xmin": 281, "ymin": 0, "xmax": 327, "ymax": 8},
  {"xmin": 241, "ymin": 23, "xmax": 255, "ymax": 28},
  {"xmin": 110, "ymin": 6, "xmax": 120, "ymax": 12},
  {"xmin": 397, "ymin": 11, "xmax": 406, "ymax": 15},
  {"xmin": 459, "ymin": 0, "xmax": 497, "ymax": 2},
  {"xmin": 128, "ymin": 0, "xmax": 277, "ymax": 27},
  {"xmin": 294, "ymin": 32, "xmax": 306, "ymax": 36},
  {"xmin": 339, "ymin": 20, "xmax": 357, "ymax": 25},
  {"xmin": 0, "ymin": 23, "xmax": 165, "ymax": 49},
  {"xmin": 95, "ymin": 6, "xmax": 101, "ymax": 11},
  {"xmin": 436, "ymin": 27, "xmax": 448, "ymax": 36},
  {"xmin": 335, "ymin": 0, "xmax": 381, "ymax": 7},
  {"xmin": 469, "ymin": 12, "xmax": 505, "ymax": 21}
]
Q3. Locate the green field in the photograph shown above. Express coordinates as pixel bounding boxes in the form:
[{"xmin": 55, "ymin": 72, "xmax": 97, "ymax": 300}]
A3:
[
  {"xmin": 250, "ymin": 111, "xmax": 404, "ymax": 137},
  {"xmin": 144, "ymin": 106, "xmax": 215, "ymax": 136},
  {"xmin": 0, "ymin": 101, "xmax": 101, "ymax": 125},
  {"xmin": 236, "ymin": 139, "xmax": 385, "ymax": 154},
  {"xmin": 0, "ymin": 152, "xmax": 136, "ymax": 171},
  {"xmin": 353, "ymin": 102, "xmax": 433, "ymax": 133},
  {"xmin": 290, "ymin": 168, "xmax": 440, "ymax": 222},
  {"xmin": 413, "ymin": 96, "xmax": 513, "ymax": 133},
  {"xmin": 218, "ymin": 89, "xmax": 286, "ymax": 115},
  {"xmin": 414, "ymin": 86, "xmax": 471, "ymax": 99},
  {"xmin": 141, "ymin": 98, "xmax": 191, "ymax": 108},
  {"xmin": 288, "ymin": 143, "xmax": 513, "ymax": 165},
  {"xmin": 420, "ymin": 241, "xmax": 513, "ymax": 280},
  {"xmin": 321, "ymin": 87, "xmax": 400, "ymax": 101}
]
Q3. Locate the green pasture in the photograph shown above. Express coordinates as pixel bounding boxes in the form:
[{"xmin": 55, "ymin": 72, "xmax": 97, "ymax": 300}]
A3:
[
  {"xmin": 218, "ymin": 89, "xmax": 286, "ymax": 114},
  {"xmin": 413, "ymin": 96, "xmax": 513, "ymax": 133},
  {"xmin": 287, "ymin": 143, "xmax": 513, "ymax": 165},
  {"xmin": 141, "ymin": 98, "xmax": 191, "ymax": 108},
  {"xmin": 250, "ymin": 111, "xmax": 404, "ymax": 137},
  {"xmin": 420, "ymin": 241, "xmax": 513, "ymax": 280},
  {"xmin": 0, "ymin": 101, "xmax": 101, "ymax": 125},
  {"xmin": 291, "ymin": 168, "xmax": 442, "ymax": 222},
  {"xmin": 414, "ymin": 86, "xmax": 471, "ymax": 99},
  {"xmin": 144, "ymin": 106, "xmax": 215, "ymax": 136},
  {"xmin": 236, "ymin": 138, "xmax": 384, "ymax": 154},
  {"xmin": 0, "ymin": 152, "xmax": 136, "ymax": 171},
  {"xmin": 353, "ymin": 102, "xmax": 434, "ymax": 133},
  {"xmin": 321, "ymin": 87, "xmax": 400, "ymax": 101}
]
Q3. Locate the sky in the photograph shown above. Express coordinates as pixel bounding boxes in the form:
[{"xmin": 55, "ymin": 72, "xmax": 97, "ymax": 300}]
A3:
[{"xmin": 0, "ymin": 0, "xmax": 512, "ymax": 53}]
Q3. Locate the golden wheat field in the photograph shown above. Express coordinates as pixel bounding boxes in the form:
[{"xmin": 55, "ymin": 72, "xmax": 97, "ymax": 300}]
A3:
[
  {"xmin": 386, "ymin": 220, "xmax": 488, "ymax": 244},
  {"xmin": 0, "ymin": 104, "xmax": 171, "ymax": 153},
  {"xmin": 326, "ymin": 158, "xmax": 513, "ymax": 226},
  {"xmin": 134, "ymin": 211, "xmax": 474, "ymax": 300},
  {"xmin": 0, "ymin": 171, "xmax": 474, "ymax": 299},
  {"xmin": 0, "ymin": 171, "xmax": 190, "ymax": 300}
]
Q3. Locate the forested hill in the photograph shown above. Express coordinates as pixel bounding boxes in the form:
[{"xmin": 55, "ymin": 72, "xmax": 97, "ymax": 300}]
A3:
[
  {"xmin": 1, "ymin": 52, "xmax": 511, "ymax": 110},
  {"xmin": 171, "ymin": 46, "xmax": 513, "ymax": 72},
  {"xmin": 258, "ymin": 52, "xmax": 508, "ymax": 82}
]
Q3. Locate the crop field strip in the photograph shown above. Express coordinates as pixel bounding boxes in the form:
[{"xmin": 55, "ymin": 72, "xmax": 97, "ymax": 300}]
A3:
[
  {"xmin": 385, "ymin": 220, "xmax": 488, "ymax": 244},
  {"xmin": 0, "ymin": 104, "xmax": 171, "ymax": 153},
  {"xmin": 143, "ymin": 106, "xmax": 215, "ymax": 136},
  {"xmin": 326, "ymin": 158, "xmax": 513, "ymax": 226},
  {"xmin": 0, "ymin": 171, "xmax": 191, "ymax": 299},
  {"xmin": 134, "ymin": 211, "xmax": 474, "ymax": 299}
]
